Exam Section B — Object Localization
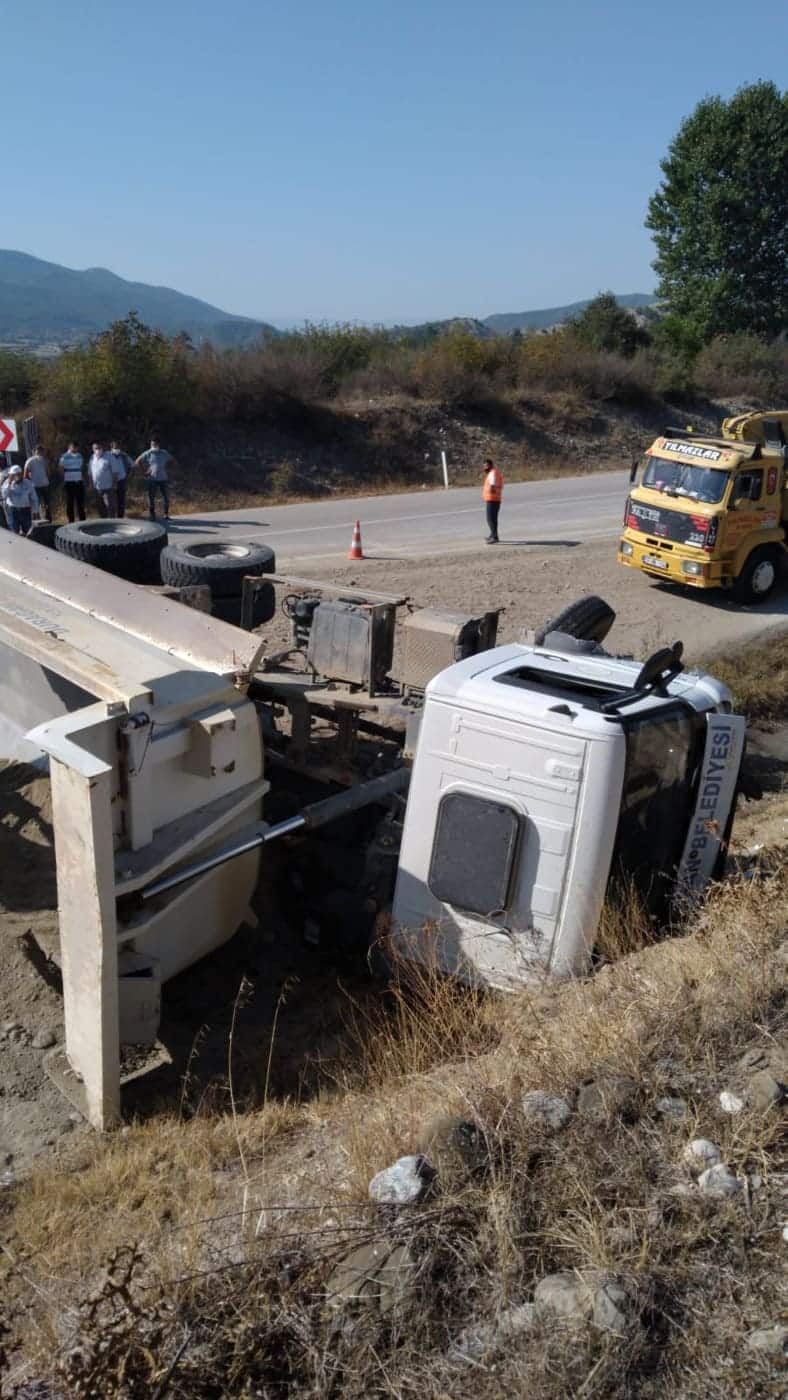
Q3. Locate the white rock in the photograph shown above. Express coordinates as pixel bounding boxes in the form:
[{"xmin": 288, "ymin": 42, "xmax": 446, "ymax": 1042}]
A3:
[
  {"xmin": 745, "ymin": 1323, "xmax": 788, "ymax": 1357},
  {"xmin": 719, "ymin": 1090, "xmax": 745, "ymax": 1115},
  {"xmin": 449, "ymin": 1303, "xmax": 536, "ymax": 1363},
  {"xmin": 698, "ymin": 1164, "xmax": 742, "ymax": 1199},
  {"xmin": 368, "ymin": 1154, "xmax": 433, "ymax": 1206},
  {"xmin": 591, "ymin": 1280, "xmax": 630, "ymax": 1337},
  {"xmin": 534, "ymin": 1272, "xmax": 591, "ymax": 1324},
  {"xmin": 656, "ymin": 1096, "xmax": 689, "ymax": 1120},
  {"xmin": 683, "ymin": 1138, "xmax": 722, "ymax": 1173},
  {"xmin": 534, "ymin": 1272, "xmax": 633, "ymax": 1336},
  {"xmin": 521, "ymin": 1090, "xmax": 572, "ymax": 1132},
  {"xmin": 781, "ymin": 1222, "xmax": 788, "ymax": 1244}
]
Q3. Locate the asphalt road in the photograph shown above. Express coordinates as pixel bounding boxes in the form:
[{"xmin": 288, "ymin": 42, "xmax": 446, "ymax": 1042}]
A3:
[{"xmin": 168, "ymin": 471, "xmax": 632, "ymax": 564}]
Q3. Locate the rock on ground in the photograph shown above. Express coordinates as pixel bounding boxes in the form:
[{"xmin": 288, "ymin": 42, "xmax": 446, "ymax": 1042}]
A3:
[
  {"xmin": 449, "ymin": 1303, "xmax": 536, "ymax": 1363},
  {"xmin": 746, "ymin": 1069, "xmax": 785, "ymax": 1111},
  {"xmin": 577, "ymin": 1075, "xmax": 638, "ymax": 1124},
  {"xmin": 325, "ymin": 1238, "xmax": 414, "ymax": 1334},
  {"xmin": 534, "ymin": 1271, "xmax": 632, "ymax": 1337},
  {"xmin": 682, "ymin": 1138, "xmax": 722, "ymax": 1173},
  {"xmin": 368, "ymin": 1154, "xmax": 434, "ymax": 1205},
  {"xmin": 521, "ymin": 1089, "xmax": 572, "ymax": 1132},
  {"xmin": 697, "ymin": 1164, "xmax": 742, "ymax": 1199},
  {"xmin": 745, "ymin": 1323, "xmax": 788, "ymax": 1358}
]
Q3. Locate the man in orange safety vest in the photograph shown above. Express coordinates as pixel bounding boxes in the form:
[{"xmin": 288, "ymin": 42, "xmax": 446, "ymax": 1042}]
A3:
[{"xmin": 482, "ymin": 458, "xmax": 503, "ymax": 543}]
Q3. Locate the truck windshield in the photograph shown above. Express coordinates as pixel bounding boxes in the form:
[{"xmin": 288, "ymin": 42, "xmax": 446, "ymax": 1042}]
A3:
[
  {"xmin": 642, "ymin": 457, "xmax": 728, "ymax": 504},
  {"xmin": 610, "ymin": 705, "xmax": 704, "ymax": 913}
]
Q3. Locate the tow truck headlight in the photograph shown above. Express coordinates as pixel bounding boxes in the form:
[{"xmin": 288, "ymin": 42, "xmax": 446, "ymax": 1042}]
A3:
[
  {"xmin": 681, "ymin": 560, "xmax": 704, "ymax": 576},
  {"xmin": 620, "ymin": 540, "xmax": 634, "ymax": 557}
]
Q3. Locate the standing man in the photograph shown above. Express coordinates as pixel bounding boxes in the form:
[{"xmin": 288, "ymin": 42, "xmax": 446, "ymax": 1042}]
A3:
[
  {"xmin": 24, "ymin": 445, "xmax": 52, "ymax": 521},
  {"xmin": 1, "ymin": 464, "xmax": 38, "ymax": 534},
  {"xmin": 89, "ymin": 441, "xmax": 117, "ymax": 517},
  {"xmin": 59, "ymin": 441, "xmax": 86, "ymax": 522},
  {"xmin": 135, "ymin": 437, "xmax": 175, "ymax": 521},
  {"xmin": 109, "ymin": 440, "xmax": 133, "ymax": 518},
  {"xmin": 482, "ymin": 457, "xmax": 503, "ymax": 544}
]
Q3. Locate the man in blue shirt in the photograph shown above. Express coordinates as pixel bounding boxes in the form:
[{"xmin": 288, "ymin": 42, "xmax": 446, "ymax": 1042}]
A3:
[{"xmin": 135, "ymin": 437, "xmax": 176, "ymax": 520}]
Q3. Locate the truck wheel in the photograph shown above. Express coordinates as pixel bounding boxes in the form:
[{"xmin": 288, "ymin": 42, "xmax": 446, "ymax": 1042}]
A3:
[
  {"xmin": 160, "ymin": 540, "xmax": 276, "ymax": 597},
  {"xmin": 732, "ymin": 547, "xmax": 781, "ymax": 604},
  {"xmin": 534, "ymin": 594, "xmax": 616, "ymax": 647},
  {"xmin": 55, "ymin": 519, "xmax": 167, "ymax": 583}
]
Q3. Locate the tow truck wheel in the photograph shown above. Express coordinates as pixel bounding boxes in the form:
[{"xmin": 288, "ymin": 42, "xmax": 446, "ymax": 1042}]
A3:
[{"xmin": 732, "ymin": 547, "xmax": 780, "ymax": 604}]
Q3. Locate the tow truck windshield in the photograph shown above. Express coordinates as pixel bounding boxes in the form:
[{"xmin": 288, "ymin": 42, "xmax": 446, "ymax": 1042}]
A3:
[{"xmin": 642, "ymin": 456, "xmax": 729, "ymax": 505}]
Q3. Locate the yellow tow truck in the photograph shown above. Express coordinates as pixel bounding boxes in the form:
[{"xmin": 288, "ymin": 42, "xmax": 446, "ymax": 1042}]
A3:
[{"xmin": 618, "ymin": 410, "xmax": 787, "ymax": 603}]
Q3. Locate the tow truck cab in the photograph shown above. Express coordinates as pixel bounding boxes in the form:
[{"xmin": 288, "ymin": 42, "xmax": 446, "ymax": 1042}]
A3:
[
  {"xmin": 392, "ymin": 641, "xmax": 744, "ymax": 991},
  {"xmin": 618, "ymin": 429, "xmax": 787, "ymax": 603}
]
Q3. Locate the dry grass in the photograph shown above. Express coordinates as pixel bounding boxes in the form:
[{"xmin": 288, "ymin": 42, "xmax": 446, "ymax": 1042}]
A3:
[
  {"xmin": 701, "ymin": 631, "xmax": 788, "ymax": 723},
  {"xmin": 7, "ymin": 867, "xmax": 785, "ymax": 1397},
  {"xmin": 2, "ymin": 631, "xmax": 787, "ymax": 1395}
]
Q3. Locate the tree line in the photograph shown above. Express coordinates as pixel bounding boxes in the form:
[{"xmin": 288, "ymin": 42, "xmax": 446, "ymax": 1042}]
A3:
[{"xmin": 1, "ymin": 81, "xmax": 784, "ymax": 436}]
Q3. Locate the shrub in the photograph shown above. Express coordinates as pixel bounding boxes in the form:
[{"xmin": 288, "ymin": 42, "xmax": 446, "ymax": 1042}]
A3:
[
  {"xmin": 570, "ymin": 292, "xmax": 650, "ymax": 358},
  {"xmin": 692, "ymin": 334, "xmax": 788, "ymax": 402}
]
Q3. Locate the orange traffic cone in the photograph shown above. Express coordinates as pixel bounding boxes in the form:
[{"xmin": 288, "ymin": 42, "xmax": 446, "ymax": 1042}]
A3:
[{"xmin": 347, "ymin": 519, "xmax": 364, "ymax": 560}]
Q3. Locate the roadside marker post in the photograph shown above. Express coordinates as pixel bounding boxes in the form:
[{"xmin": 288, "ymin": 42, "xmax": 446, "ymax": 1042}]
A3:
[
  {"xmin": 0, "ymin": 417, "xmax": 17, "ymax": 454},
  {"xmin": 441, "ymin": 450, "xmax": 449, "ymax": 489}
]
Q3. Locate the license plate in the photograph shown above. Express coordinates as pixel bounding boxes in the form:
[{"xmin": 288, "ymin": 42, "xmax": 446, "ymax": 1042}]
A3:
[{"xmin": 642, "ymin": 553, "xmax": 668, "ymax": 570}]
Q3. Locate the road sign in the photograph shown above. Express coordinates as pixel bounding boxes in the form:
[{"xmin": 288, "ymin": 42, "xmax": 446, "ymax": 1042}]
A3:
[{"xmin": 0, "ymin": 418, "xmax": 18, "ymax": 452}]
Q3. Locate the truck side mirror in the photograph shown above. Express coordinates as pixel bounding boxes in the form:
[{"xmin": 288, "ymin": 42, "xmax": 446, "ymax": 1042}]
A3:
[{"xmin": 629, "ymin": 457, "xmax": 638, "ymax": 484}]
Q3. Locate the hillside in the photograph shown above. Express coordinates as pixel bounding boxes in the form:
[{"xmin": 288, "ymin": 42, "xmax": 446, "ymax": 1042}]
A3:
[
  {"xmin": 483, "ymin": 292, "xmax": 656, "ymax": 334},
  {"xmin": 0, "ymin": 250, "xmax": 275, "ymax": 347}
]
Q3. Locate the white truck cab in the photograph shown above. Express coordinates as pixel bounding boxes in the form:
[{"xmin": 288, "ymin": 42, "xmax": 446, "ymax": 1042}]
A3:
[{"xmin": 392, "ymin": 641, "xmax": 744, "ymax": 990}]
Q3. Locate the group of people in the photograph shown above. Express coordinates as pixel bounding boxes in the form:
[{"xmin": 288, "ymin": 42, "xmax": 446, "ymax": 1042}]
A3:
[{"xmin": 0, "ymin": 438, "xmax": 177, "ymax": 535}]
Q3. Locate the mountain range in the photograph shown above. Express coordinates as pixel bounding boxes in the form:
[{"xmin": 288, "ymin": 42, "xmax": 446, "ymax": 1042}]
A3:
[
  {"xmin": 0, "ymin": 250, "xmax": 274, "ymax": 347},
  {"xmin": 0, "ymin": 250, "xmax": 655, "ymax": 348}
]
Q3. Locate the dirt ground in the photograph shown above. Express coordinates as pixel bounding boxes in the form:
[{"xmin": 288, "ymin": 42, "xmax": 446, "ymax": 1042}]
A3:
[
  {"xmin": 0, "ymin": 541, "xmax": 786, "ymax": 1178},
  {"xmin": 262, "ymin": 536, "xmax": 788, "ymax": 660}
]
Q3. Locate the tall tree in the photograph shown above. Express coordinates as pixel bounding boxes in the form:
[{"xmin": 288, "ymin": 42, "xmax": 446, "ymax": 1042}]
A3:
[
  {"xmin": 646, "ymin": 82, "xmax": 788, "ymax": 340},
  {"xmin": 570, "ymin": 292, "xmax": 649, "ymax": 357}
]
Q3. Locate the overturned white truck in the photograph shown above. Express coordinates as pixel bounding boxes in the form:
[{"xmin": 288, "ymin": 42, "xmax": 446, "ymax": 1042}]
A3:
[{"xmin": 0, "ymin": 531, "xmax": 744, "ymax": 1128}]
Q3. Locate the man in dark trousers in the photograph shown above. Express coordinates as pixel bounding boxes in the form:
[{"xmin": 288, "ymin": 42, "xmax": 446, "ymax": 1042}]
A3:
[
  {"xmin": 59, "ymin": 442, "xmax": 86, "ymax": 522},
  {"xmin": 482, "ymin": 458, "xmax": 504, "ymax": 543}
]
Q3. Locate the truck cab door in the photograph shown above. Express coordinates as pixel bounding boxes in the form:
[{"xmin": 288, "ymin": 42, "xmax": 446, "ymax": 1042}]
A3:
[{"xmin": 724, "ymin": 466, "xmax": 766, "ymax": 559}]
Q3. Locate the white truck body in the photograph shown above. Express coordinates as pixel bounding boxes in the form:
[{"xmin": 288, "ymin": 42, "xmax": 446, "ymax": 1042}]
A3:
[
  {"xmin": 392, "ymin": 643, "xmax": 743, "ymax": 989},
  {"xmin": 0, "ymin": 531, "xmax": 745, "ymax": 1127},
  {"xmin": 0, "ymin": 531, "xmax": 267, "ymax": 1128}
]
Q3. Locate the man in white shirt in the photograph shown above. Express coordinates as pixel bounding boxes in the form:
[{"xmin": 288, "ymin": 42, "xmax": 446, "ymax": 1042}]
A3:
[
  {"xmin": 89, "ymin": 441, "xmax": 117, "ymax": 518},
  {"xmin": 24, "ymin": 446, "xmax": 52, "ymax": 521},
  {"xmin": 135, "ymin": 438, "xmax": 175, "ymax": 520},
  {"xmin": 109, "ymin": 440, "xmax": 134, "ymax": 518},
  {"xmin": 1, "ymin": 465, "xmax": 39, "ymax": 534},
  {"xmin": 59, "ymin": 442, "xmax": 86, "ymax": 522}
]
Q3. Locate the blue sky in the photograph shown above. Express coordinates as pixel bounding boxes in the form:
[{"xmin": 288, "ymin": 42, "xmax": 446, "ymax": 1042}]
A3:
[{"xmin": 3, "ymin": 0, "xmax": 786, "ymax": 323}]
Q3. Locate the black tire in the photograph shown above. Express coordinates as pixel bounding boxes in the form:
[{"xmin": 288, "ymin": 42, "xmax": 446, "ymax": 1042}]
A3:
[
  {"xmin": 26, "ymin": 521, "xmax": 59, "ymax": 549},
  {"xmin": 160, "ymin": 540, "xmax": 276, "ymax": 597},
  {"xmin": 55, "ymin": 519, "xmax": 167, "ymax": 583},
  {"xmin": 731, "ymin": 547, "xmax": 781, "ymax": 605},
  {"xmin": 534, "ymin": 594, "xmax": 616, "ymax": 647}
]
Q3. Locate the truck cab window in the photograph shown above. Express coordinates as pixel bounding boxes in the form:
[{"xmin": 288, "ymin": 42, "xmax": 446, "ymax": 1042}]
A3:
[
  {"xmin": 733, "ymin": 469, "xmax": 763, "ymax": 503},
  {"xmin": 428, "ymin": 791, "xmax": 520, "ymax": 916},
  {"xmin": 610, "ymin": 706, "xmax": 704, "ymax": 913}
]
